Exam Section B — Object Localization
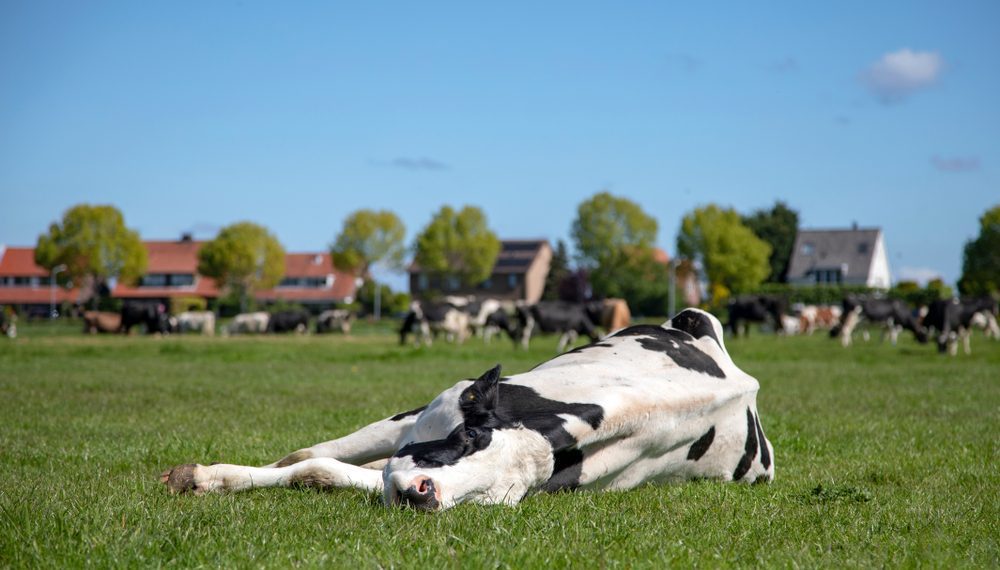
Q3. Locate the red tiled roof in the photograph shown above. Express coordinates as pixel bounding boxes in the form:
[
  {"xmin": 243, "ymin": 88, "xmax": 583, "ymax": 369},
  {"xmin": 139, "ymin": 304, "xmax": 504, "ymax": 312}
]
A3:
[
  {"xmin": 0, "ymin": 287, "xmax": 80, "ymax": 304},
  {"xmin": 0, "ymin": 247, "xmax": 49, "ymax": 277},
  {"xmin": 285, "ymin": 253, "xmax": 335, "ymax": 278},
  {"xmin": 142, "ymin": 240, "xmax": 205, "ymax": 273},
  {"xmin": 653, "ymin": 248, "xmax": 670, "ymax": 264},
  {"xmin": 256, "ymin": 252, "xmax": 358, "ymax": 302}
]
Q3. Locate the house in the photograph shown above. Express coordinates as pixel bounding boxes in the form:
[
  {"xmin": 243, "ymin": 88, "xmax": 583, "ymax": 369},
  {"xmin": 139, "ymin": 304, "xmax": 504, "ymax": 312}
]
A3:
[
  {"xmin": 112, "ymin": 235, "xmax": 220, "ymax": 303},
  {"xmin": 114, "ymin": 236, "xmax": 357, "ymax": 311},
  {"xmin": 0, "ymin": 244, "xmax": 80, "ymax": 316},
  {"xmin": 785, "ymin": 227, "xmax": 891, "ymax": 289},
  {"xmin": 409, "ymin": 239, "xmax": 552, "ymax": 303},
  {"xmin": 255, "ymin": 252, "xmax": 358, "ymax": 310}
]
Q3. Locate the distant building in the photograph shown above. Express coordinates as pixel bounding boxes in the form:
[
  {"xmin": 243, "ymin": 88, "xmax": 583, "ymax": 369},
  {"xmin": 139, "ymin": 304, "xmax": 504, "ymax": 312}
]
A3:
[
  {"xmin": 256, "ymin": 252, "xmax": 358, "ymax": 310},
  {"xmin": 785, "ymin": 227, "xmax": 891, "ymax": 289},
  {"xmin": 409, "ymin": 239, "xmax": 552, "ymax": 303},
  {"xmin": 113, "ymin": 236, "xmax": 220, "ymax": 303},
  {"xmin": 0, "ymin": 245, "xmax": 80, "ymax": 315},
  {"xmin": 113, "ymin": 236, "xmax": 357, "ymax": 310},
  {"xmin": 653, "ymin": 248, "xmax": 701, "ymax": 307}
]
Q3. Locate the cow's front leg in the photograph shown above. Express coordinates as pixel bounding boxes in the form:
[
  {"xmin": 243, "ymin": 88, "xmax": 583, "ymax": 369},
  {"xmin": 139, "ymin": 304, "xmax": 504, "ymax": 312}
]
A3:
[{"xmin": 161, "ymin": 458, "xmax": 383, "ymax": 495}]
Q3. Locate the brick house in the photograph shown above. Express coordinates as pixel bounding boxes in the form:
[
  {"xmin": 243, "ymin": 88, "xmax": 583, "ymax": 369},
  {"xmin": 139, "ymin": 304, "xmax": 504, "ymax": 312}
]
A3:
[
  {"xmin": 409, "ymin": 239, "xmax": 552, "ymax": 303},
  {"xmin": 0, "ymin": 245, "xmax": 80, "ymax": 316}
]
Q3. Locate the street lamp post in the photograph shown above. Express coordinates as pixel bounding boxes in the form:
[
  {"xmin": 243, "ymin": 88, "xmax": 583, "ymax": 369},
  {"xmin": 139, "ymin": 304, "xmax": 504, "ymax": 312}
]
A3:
[{"xmin": 50, "ymin": 264, "xmax": 67, "ymax": 319}]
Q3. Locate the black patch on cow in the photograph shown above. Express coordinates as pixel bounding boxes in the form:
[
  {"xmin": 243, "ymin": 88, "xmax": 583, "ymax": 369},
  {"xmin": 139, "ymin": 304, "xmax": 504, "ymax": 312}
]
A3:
[
  {"xmin": 686, "ymin": 426, "xmax": 716, "ymax": 461},
  {"xmin": 612, "ymin": 325, "xmax": 725, "ymax": 379},
  {"xmin": 394, "ymin": 364, "xmax": 605, "ymax": 470},
  {"xmin": 542, "ymin": 449, "xmax": 585, "ymax": 492},
  {"xmin": 671, "ymin": 310, "xmax": 721, "ymax": 347},
  {"xmin": 753, "ymin": 413, "xmax": 770, "ymax": 470},
  {"xmin": 732, "ymin": 408, "xmax": 759, "ymax": 481},
  {"xmin": 390, "ymin": 405, "xmax": 427, "ymax": 422}
]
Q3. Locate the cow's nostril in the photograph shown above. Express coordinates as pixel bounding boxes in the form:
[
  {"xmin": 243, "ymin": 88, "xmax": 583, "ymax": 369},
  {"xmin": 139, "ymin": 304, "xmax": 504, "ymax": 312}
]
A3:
[{"xmin": 398, "ymin": 477, "xmax": 440, "ymax": 510}]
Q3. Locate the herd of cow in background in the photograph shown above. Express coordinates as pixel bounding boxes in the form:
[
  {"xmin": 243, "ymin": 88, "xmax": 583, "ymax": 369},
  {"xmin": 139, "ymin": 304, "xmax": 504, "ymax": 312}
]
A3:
[{"xmin": 7, "ymin": 290, "xmax": 996, "ymax": 357}]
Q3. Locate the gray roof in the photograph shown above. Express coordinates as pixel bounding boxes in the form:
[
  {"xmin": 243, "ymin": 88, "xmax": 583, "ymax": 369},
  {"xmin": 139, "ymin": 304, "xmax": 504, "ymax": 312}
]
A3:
[
  {"xmin": 786, "ymin": 228, "xmax": 881, "ymax": 282},
  {"xmin": 408, "ymin": 239, "xmax": 549, "ymax": 275}
]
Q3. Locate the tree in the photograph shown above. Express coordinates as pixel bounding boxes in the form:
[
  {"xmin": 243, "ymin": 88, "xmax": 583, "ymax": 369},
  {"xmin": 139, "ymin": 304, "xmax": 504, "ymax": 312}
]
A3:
[
  {"xmin": 571, "ymin": 192, "xmax": 658, "ymax": 268},
  {"xmin": 958, "ymin": 204, "xmax": 1000, "ymax": 296},
  {"xmin": 542, "ymin": 240, "xmax": 571, "ymax": 301},
  {"xmin": 197, "ymin": 222, "xmax": 285, "ymax": 310},
  {"xmin": 571, "ymin": 192, "xmax": 661, "ymax": 306},
  {"xmin": 330, "ymin": 210, "xmax": 406, "ymax": 279},
  {"xmin": 35, "ymin": 204, "xmax": 147, "ymax": 306},
  {"xmin": 742, "ymin": 201, "xmax": 799, "ymax": 283},
  {"xmin": 413, "ymin": 206, "xmax": 501, "ymax": 286},
  {"xmin": 677, "ymin": 204, "xmax": 771, "ymax": 300}
]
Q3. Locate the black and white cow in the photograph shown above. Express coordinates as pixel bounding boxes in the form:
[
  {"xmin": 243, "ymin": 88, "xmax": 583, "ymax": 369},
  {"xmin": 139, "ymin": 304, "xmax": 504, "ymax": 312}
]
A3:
[
  {"xmin": 831, "ymin": 296, "xmax": 928, "ymax": 347},
  {"xmin": 160, "ymin": 308, "xmax": 774, "ymax": 510},
  {"xmin": 316, "ymin": 309, "xmax": 354, "ymax": 334},
  {"xmin": 0, "ymin": 307, "xmax": 16, "ymax": 339},
  {"xmin": 120, "ymin": 302, "xmax": 172, "ymax": 335},
  {"xmin": 515, "ymin": 301, "xmax": 601, "ymax": 352},
  {"xmin": 923, "ymin": 297, "xmax": 999, "ymax": 355},
  {"xmin": 726, "ymin": 295, "xmax": 787, "ymax": 337},
  {"xmin": 267, "ymin": 310, "xmax": 310, "ymax": 334},
  {"xmin": 399, "ymin": 301, "xmax": 470, "ymax": 346}
]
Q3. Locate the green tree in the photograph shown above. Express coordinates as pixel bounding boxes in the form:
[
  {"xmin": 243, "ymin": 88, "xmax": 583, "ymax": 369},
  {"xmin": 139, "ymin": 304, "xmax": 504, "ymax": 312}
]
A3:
[
  {"xmin": 742, "ymin": 201, "xmax": 799, "ymax": 283},
  {"xmin": 413, "ymin": 206, "xmax": 501, "ymax": 286},
  {"xmin": 677, "ymin": 204, "xmax": 771, "ymax": 299},
  {"xmin": 35, "ymin": 204, "xmax": 147, "ymax": 306},
  {"xmin": 197, "ymin": 222, "xmax": 286, "ymax": 310},
  {"xmin": 330, "ymin": 210, "xmax": 406, "ymax": 279},
  {"xmin": 542, "ymin": 240, "xmax": 571, "ymax": 301},
  {"xmin": 958, "ymin": 205, "xmax": 1000, "ymax": 296},
  {"xmin": 570, "ymin": 192, "xmax": 660, "ymax": 303},
  {"xmin": 571, "ymin": 192, "xmax": 658, "ymax": 268},
  {"xmin": 593, "ymin": 246, "xmax": 670, "ymax": 316}
]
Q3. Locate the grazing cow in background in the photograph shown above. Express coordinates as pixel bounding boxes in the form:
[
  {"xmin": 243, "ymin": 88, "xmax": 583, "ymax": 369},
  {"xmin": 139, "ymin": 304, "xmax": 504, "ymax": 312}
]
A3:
[
  {"xmin": 923, "ymin": 297, "xmax": 999, "ymax": 355},
  {"xmin": 83, "ymin": 311, "xmax": 122, "ymax": 334},
  {"xmin": 1, "ymin": 308, "xmax": 16, "ymax": 339},
  {"xmin": 175, "ymin": 311, "xmax": 215, "ymax": 336},
  {"xmin": 226, "ymin": 312, "xmax": 270, "ymax": 335},
  {"xmin": 595, "ymin": 298, "xmax": 632, "ymax": 333},
  {"xmin": 316, "ymin": 310, "xmax": 354, "ymax": 334},
  {"xmin": 727, "ymin": 295, "xmax": 787, "ymax": 337},
  {"xmin": 268, "ymin": 310, "xmax": 310, "ymax": 334},
  {"xmin": 120, "ymin": 302, "xmax": 172, "ymax": 335},
  {"xmin": 160, "ymin": 309, "xmax": 774, "ymax": 511},
  {"xmin": 516, "ymin": 301, "xmax": 601, "ymax": 352},
  {"xmin": 399, "ymin": 301, "xmax": 470, "ymax": 346},
  {"xmin": 463, "ymin": 299, "xmax": 503, "ymax": 339},
  {"xmin": 795, "ymin": 304, "xmax": 843, "ymax": 335},
  {"xmin": 831, "ymin": 296, "xmax": 928, "ymax": 347},
  {"xmin": 482, "ymin": 308, "xmax": 518, "ymax": 343}
]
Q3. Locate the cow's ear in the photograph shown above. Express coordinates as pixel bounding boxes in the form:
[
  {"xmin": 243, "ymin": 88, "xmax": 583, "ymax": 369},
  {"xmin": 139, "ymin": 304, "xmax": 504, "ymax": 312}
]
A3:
[{"xmin": 461, "ymin": 364, "xmax": 501, "ymax": 415}]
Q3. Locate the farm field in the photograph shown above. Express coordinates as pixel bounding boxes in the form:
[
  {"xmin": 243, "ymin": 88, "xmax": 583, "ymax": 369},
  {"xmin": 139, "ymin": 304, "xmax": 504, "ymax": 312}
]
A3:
[{"xmin": 1, "ymin": 321, "xmax": 998, "ymax": 568}]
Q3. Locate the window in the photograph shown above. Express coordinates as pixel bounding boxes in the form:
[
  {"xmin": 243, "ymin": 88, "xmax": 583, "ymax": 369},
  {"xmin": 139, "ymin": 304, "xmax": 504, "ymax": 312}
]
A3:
[
  {"xmin": 447, "ymin": 276, "xmax": 460, "ymax": 291},
  {"xmin": 507, "ymin": 274, "xmax": 518, "ymax": 289},
  {"xmin": 857, "ymin": 242, "xmax": 869, "ymax": 254},
  {"xmin": 801, "ymin": 243, "xmax": 814, "ymax": 255},
  {"xmin": 418, "ymin": 274, "xmax": 428, "ymax": 291},
  {"xmin": 139, "ymin": 273, "xmax": 194, "ymax": 287},
  {"xmin": 141, "ymin": 274, "xmax": 167, "ymax": 287},
  {"xmin": 170, "ymin": 274, "xmax": 194, "ymax": 287},
  {"xmin": 480, "ymin": 278, "xmax": 493, "ymax": 289}
]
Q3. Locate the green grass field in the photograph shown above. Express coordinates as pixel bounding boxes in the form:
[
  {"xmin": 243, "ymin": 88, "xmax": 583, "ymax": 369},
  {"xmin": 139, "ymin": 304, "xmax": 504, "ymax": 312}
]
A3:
[{"xmin": 1, "ymin": 321, "xmax": 998, "ymax": 568}]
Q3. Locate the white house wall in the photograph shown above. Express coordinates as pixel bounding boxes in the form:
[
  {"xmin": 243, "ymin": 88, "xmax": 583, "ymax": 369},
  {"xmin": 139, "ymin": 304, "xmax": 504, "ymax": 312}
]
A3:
[{"xmin": 867, "ymin": 233, "xmax": 892, "ymax": 289}]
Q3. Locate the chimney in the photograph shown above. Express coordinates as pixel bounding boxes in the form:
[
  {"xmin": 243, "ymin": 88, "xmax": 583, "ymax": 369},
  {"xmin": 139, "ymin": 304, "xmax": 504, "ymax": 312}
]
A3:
[
  {"xmin": 851, "ymin": 221, "xmax": 858, "ymax": 231},
  {"xmin": 180, "ymin": 233, "xmax": 193, "ymax": 242}
]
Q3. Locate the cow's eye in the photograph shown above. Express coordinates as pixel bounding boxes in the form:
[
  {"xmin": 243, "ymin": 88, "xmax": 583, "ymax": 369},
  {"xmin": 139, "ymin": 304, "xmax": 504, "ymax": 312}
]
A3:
[{"xmin": 465, "ymin": 428, "xmax": 478, "ymax": 439}]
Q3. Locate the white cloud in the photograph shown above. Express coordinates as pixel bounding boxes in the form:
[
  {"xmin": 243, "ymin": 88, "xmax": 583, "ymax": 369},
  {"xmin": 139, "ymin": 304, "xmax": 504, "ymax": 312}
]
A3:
[
  {"xmin": 896, "ymin": 266, "xmax": 943, "ymax": 285},
  {"xmin": 861, "ymin": 48, "xmax": 944, "ymax": 103}
]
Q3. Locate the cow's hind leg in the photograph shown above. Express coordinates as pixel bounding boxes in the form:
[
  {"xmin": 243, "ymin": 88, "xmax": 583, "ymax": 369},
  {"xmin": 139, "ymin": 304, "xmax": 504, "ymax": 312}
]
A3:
[{"xmin": 160, "ymin": 458, "xmax": 383, "ymax": 495}]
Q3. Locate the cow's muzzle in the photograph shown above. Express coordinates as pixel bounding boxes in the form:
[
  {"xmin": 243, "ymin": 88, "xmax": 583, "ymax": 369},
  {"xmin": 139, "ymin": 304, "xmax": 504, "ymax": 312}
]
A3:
[{"xmin": 397, "ymin": 475, "xmax": 441, "ymax": 511}]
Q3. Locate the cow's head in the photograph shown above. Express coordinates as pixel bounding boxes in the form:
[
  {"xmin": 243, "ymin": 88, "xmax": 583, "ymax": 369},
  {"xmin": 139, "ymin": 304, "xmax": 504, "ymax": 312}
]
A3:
[{"xmin": 383, "ymin": 365, "xmax": 553, "ymax": 511}]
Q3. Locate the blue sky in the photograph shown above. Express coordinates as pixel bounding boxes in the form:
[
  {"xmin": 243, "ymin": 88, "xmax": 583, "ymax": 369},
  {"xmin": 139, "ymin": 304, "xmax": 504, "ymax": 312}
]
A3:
[{"xmin": 2, "ymin": 1, "xmax": 998, "ymax": 289}]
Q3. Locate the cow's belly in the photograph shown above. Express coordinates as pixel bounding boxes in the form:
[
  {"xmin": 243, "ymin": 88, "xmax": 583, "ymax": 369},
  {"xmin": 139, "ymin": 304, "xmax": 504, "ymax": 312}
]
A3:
[{"xmin": 575, "ymin": 395, "xmax": 763, "ymax": 489}]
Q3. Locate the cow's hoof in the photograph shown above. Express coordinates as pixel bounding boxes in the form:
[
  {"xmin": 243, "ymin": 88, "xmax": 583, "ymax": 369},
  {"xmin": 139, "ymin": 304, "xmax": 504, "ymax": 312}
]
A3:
[{"xmin": 160, "ymin": 463, "xmax": 200, "ymax": 494}]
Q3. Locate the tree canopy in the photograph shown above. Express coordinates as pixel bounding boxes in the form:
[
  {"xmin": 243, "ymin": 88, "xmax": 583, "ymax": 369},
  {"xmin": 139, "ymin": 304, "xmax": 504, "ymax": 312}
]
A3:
[
  {"xmin": 413, "ymin": 205, "xmax": 501, "ymax": 286},
  {"xmin": 742, "ymin": 201, "xmax": 799, "ymax": 283},
  {"xmin": 330, "ymin": 209, "xmax": 406, "ymax": 278},
  {"xmin": 677, "ymin": 204, "xmax": 772, "ymax": 299},
  {"xmin": 35, "ymin": 204, "xmax": 147, "ymax": 300},
  {"xmin": 197, "ymin": 222, "xmax": 285, "ymax": 304},
  {"xmin": 571, "ymin": 192, "xmax": 658, "ymax": 268},
  {"xmin": 958, "ymin": 204, "xmax": 1000, "ymax": 296}
]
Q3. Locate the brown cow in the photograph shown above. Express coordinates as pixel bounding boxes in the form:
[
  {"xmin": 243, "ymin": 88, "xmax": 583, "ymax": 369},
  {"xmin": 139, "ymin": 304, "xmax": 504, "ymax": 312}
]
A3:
[{"xmin": 83, "ymin": 311, "xmax": 121, "ymax": 334}]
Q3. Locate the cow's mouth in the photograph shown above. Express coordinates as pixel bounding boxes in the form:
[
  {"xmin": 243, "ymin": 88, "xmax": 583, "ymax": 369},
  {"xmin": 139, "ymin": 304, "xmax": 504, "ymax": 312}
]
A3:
[{"xmin": 391, "ymin": 475, "xmax": 441, "ymax": 511}]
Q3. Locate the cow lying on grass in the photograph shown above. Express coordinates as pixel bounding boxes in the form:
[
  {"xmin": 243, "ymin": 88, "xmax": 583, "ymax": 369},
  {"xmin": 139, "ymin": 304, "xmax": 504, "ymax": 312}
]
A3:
[{"xmin": 161, "ymin": 309, "xmax": 774, "ymax": 511}]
